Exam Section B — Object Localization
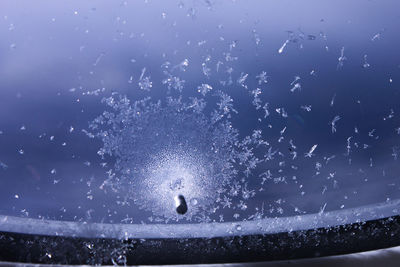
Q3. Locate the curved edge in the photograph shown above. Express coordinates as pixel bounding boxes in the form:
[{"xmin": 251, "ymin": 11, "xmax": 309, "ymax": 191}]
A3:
[{"xmin": 1, "ymin": 199, "xmax": 400, "ymax": 239}]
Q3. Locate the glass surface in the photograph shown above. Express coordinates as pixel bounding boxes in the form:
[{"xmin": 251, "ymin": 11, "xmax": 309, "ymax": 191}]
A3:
[{"xmin": 1, "ymin": 0, "xmax": 400, "ymax": 235}]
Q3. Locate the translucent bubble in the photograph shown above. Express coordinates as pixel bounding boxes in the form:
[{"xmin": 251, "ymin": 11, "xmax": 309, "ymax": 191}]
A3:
[{"xmin": 190, "ymin": 198, "xmax": 198, "ymax": 206}]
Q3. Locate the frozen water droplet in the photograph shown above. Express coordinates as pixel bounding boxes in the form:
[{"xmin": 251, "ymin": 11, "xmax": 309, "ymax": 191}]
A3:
[
  {"xmin": 175, "ymin": 195, "xmax": 188, "ymax": 215},
  {"xmin": 235, "ymin": 224, "xmax": 242, "ymax": 231}
]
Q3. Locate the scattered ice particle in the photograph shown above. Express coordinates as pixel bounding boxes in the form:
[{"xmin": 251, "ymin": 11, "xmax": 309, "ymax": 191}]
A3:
[
  {"xmin": 278, "ymin": 40, "xmax": 289, "ymax": 54},
  {"xmin": 14, "ymin": 194, "xmax": 19, "ymax": 199},
  {"xmin": 93, "ymin": 52, "xmax": 105, "ymax": 66},
  {"xmin": 301, "ymin": 105, "xmax": 312, "ymax": 112},
  {"xmin": 83, "ymin": 161, "xmax": 91, "ymax": 166},
  {"xmin": 187, "ymin": 7, "xmax": 196, "ymax": 19},
  {"xmin": 221, "ymin": 195, "xmax": 232, "ymax": 208},
  {"xmin": 383, "ymin": 109, "xmax": 394, "ymax": 120},
  {"xmin": 161, "ymin": 12, "xmax": 167, "ymax": 19},
  {"xmin": 290, "ymin": 76, "xmax": 301, "ymax": 92},
  {"xmin": 223, "ymin": 52, "xmax": 238, "ymax": 62},
  {"xmin": 305, "ymin": 144, "xmax": 318, "ymax": 158},
  {"xmin": 346, "ymin": 136, "xmax": 353, "ymax": 156},
  {"xmin": 389, "ymin": 78, "xmax": 393, "ymax": 83},
  {"xmin": 290, "ymin": 76, "xmax": 301, "ymax": 85},
  {"xmin": 215, "ymin": 91, "xmax": 238, "ymax": 115},
  {"xmin": 237, "ymin": 73, "xmax": 248, "ymax": 88},
  {"xmin": 330, "ymin": 93, "xmax": 336, "ymax": 107},
  {"xmin": 275, "ymin": 107, "xmax": 288, "ymax": 118},
  {"xmin": 50, "ymin": 135, "xmax": 55, "ymax": 141},
  {"xmin": 202, "ymin": 62, "xmax": 211, "ymax": 78},
  {"xmin": 198, "ymin": 40, "xmax": 207, "ymax": 46},
  {"xmin": 50, "ymin": 169, "xmax": 56, "ymax": 174},
  {"xmin": 371, "ymin": 29, "xmax": 384, "ymax": 41},
  {"xmin": 310, "ymin": 70, "xmax": 316, "ymax": 76},
  {"xmin": 264, "ymin": 147, "xmax": 278, "ymax": 161},
  {"xmin": 256, "ymin": 71, "xmax": 268, "ymax": 85},
  {"xmin": 362, "ymin": 54, "xmax": 370, "ymax": 68},
  {"xmin": 69, "ymin": 126, "xmax": 74, "ymax": 133},
  {"xmin": 252, "ymin": 29, "xmax": 261, "ymax": 45},
  {"xmin": 229, "ymin": 40, "xmax": 237, "ymax": 51},
  {"xmin": 216, "ymin": 61, "xmax": 223, "ymax": 72},
  {"xmin": 330, "ymin": 115, "xmax": 341, "ymax": 133},
  {"xmin": 18, "ymin": 149, "xmax": 24, "ymax": 155},
  {"xmin": 262, "ymin": 103, "xmax": 270, "ymax": 118},
  {"xmin": 127, "ymin": 75, "xmax": 134, "ymax": 84},
  {"xmin": 290, "ymin": 83, "xmax": 301, "ymax": 92},
  {"xmin": 395, "ymin": 127, "xmax": 400, "ymax": 135},
  {"xmin": 0, "ymin": 161, "xmax": 7, "ymax": 170},
  {"xmin": 10, "ymin": 43, "xmax": 17, "ymax": 50},
  {"xmin": 337, "ymin": 47, "xmax": 346, "ymax": 69},
  {"xmin": 138, "ymin": 68, "xmax": 152, "ymax": 91},
  {"xmin": 197, "ymin": 84, "xmax": 213, "ymax": 96},
  {"xmin": 322, "ymin": 185, "xmax": 327, "ymax": 194},
  {"xmin": 368, "ymin": 129, "xmax": 376, "ymax": 137},
  {"xmin": 250, "ymin": 88, "xmax": 262, "ymax": 109},
  {"xmin": 392, "ymin": 146, "xmax": 400, "ymax": 160},
  {"xmin": 319, "ymin": 203, "xmax": 327, "ymax": 215},
  {"xmin": 174, "ymin": 58, "xmax": 189, "ymax": 72},
  {"xmin": 20, "ymin": 125, "xmax": 26, "ymax": 131},
  {"xmin": 238, "ymin": 200, "xmax": 248, "ymax": 210},
  {"xmin": 307, "ymin": 34, "xmax": 316, "ymax": 40},
  {"xmin": 235, "ymin": 224, "xmax": 242, "ymax": 231}
]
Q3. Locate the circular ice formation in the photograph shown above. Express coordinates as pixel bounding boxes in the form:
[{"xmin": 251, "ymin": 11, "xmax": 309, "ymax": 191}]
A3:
[{"xmin": 90, "ymin": 94, "xmax": 242, "ymax": 221}]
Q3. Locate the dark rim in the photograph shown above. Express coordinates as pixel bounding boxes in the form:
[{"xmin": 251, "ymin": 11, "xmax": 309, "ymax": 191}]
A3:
[{"xmin": 0, "ymin": 214, "xmax": 400, "ymax": 265}]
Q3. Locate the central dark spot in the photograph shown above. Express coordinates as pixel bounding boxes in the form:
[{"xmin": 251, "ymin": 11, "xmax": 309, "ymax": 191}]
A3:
[{"xmin": 176, "ymin": 195, "xmax": 188, "ymax": 215}]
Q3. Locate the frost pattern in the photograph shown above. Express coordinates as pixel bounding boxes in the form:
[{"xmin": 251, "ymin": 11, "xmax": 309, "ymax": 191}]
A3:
[{"xmin": 88, "ymin": 93, "xmax": 262, "ymax": 221}]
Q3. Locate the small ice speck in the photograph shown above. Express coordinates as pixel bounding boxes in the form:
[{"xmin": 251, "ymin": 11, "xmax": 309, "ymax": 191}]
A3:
[
  {"xmin": 197, "ymin": 84, "xmax": 213, "ymax": 96},
  {"xmin": 305, "ymin": 144, "xmax": 318, "ymax": 158},
  {"xmin": 278, "ymin": 40, "xmax": 289, "ymax": 54},
  {"xmin": 362, "ymin": 54, "xmax": 370, "ymax": 68},
  {"xmin": 337, "ymin": 47, "xmax": 346, "ymax": 69},
  {"xmin": 330, "ymin": 115, "xmax": 341, "ymax": 133}
]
